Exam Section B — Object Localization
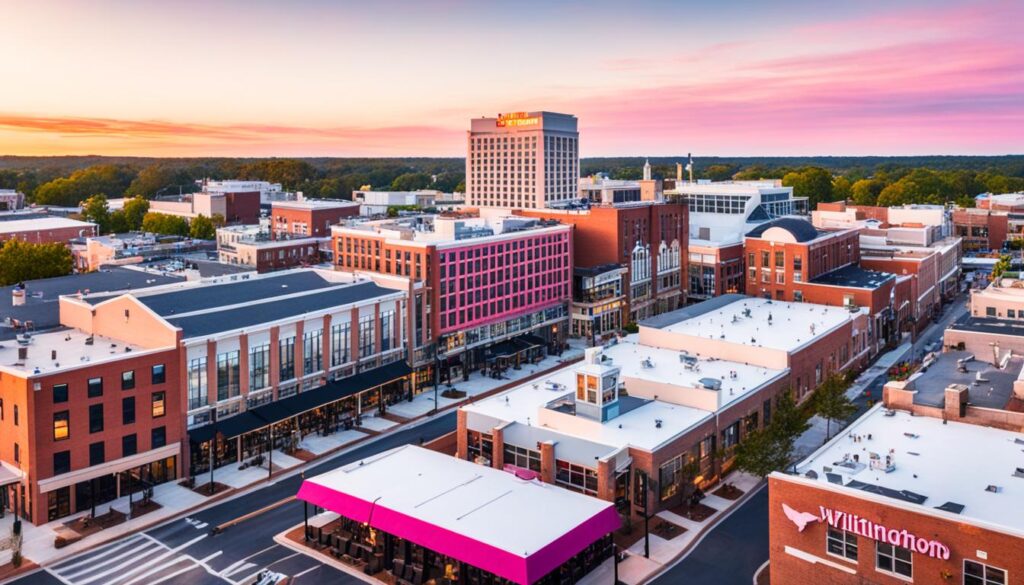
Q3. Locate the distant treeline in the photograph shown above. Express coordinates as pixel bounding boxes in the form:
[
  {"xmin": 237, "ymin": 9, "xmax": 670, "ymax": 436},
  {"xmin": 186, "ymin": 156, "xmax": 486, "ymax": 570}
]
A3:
[{"xmin": 1, "ymin": 155, "xmax": 1022, "ymax": 209}]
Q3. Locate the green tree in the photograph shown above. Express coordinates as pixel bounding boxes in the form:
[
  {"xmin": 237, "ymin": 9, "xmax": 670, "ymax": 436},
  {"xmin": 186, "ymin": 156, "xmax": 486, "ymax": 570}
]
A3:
[
  {"xmin": 850, "ymin": 178, "xmax": 884, "ymax": 206},
  {"xmin": 702, "ymin": 164, "xmax": 737, "ymax": 182},
  {"xmin": 141, "ymin": 212, "xmax": 189, "ymax": 237},
  {"xmin": 782, "ymin": 167, "xmax": 834, "ymax": 208},
  {"xmin": 122, "ymin": 196, "xmax": 150, "ymax": 230},
  {"xmin": 390, "ymin": 172, "xmax": 433, "ymax": 191},
  {"xmin": 813, "ymin": 373, "xmax": 857, "ymax": 441},
  {"xmin": 239, "ymin": 159, "xmax": 317, "ymax": 190},
  {"xmin": 108, "ymin": 210, "xmax": 130, "ymax": 234},
  {"xmin": 733, "ymin": 426, "xmax": 791, "ymax": 478},
  {"xmin": 210, "ymin": 213, "xmax": 226, "ymax": 227},
  {"xmin": 127, "ymin": 164, "xmax": 196, "ymax": 198},
  {"xmin": 81, "ymin": 194, "xmax": 111, "ymax": 233},
  {"xmin": 454, "ymin": 179, "xmax": 466, "ymax": 193},
  {"xmin": 33, "ymin": 164, "xmax": 135, "ymax": 207},
  {"xmin": 772, "ymin": 390, "xmax": 811, "ymax": 441},
  {"xmin": 0, "ymin": 240, "xmax": 73, "ymax": 285},
  {"xmin": 189, "ymin": 214, "xmax": 216, "ymax": 240},
  {"xmin": 832, "ymin": 176, "xmax": 852, "ymax": 202}
]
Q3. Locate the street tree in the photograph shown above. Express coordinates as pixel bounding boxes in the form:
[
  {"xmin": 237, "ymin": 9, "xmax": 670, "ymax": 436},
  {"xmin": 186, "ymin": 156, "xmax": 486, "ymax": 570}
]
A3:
[
  {"xmin": 0, "ymin": 240, "xmax": 73, "ymax": 285},
  {"xmin": 813, "ymin": 373, "xmax": 857, "ymax": 441}
]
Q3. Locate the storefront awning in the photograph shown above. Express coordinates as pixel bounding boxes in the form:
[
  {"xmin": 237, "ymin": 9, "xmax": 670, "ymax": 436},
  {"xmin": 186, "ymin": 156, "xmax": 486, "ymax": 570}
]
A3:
[
  {"xmin": 250, "ymin": 361, "xmax": 411, "ymax": 427},
  {"xmin": 188, "ymin": 361, "xmax": 412, "ymax": 443},
  {"xmin": 0, "ymin": 460, "xmax": 24, "ymax": 487},
  {"xmin": 297, "ymin": 445, "xmax": 620, "ymax": 585}
]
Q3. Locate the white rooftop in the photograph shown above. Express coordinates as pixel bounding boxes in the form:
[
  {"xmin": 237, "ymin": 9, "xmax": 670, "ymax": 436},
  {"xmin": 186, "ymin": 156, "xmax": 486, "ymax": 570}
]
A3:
[
  {"xmin": 273, "ymin": 199, "xmax": 358, "ymax": 210},
  {"xmin": 658, "ymin": 297, "xmax": 857, "ymax": 353},
  {"xmin": 0, "ymin": 328, "xmax": 154, "ymax": 377},
  {"xmin": 303, "ymin": 445, "xmax": 614, "ymax": 556},
  {"xmin": 792, "ymin": 405, "xmax": 1024, "ymax": 535},
  {"xmin": 0, "ymin": 217, "xmax": 95, "ymax": 235},
  {"xmin": 463, "ymin": 357, "xmax": 714, "ymax": 452},
  {"xmin": 608, "ymin": 338, "xmax": 786, "ymax": 410}
]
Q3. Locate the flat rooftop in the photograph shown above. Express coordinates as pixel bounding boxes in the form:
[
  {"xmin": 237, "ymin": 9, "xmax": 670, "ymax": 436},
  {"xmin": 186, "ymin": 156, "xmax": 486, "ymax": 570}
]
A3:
[
  {"xmin": 0, "ymin": 267, "xmax": 183, "ymax": 337},
  {"xmin": 0, "ymin": 328, "xmax": 152, "ymax": 377},
  {"xmin": 909, "ymin": 351, "xmax": 1021, "ymax": 410},
  {"xmin": 948, "ymin": 315, "xmax": 1024, "ymax": 339},
  {"xmin": 811, "ymin": 264, "xmax": 895, "ymax": 290},
  {"xmin": 463, "ymin": 358, "xmax": 714, "ymax": 452},
  {"xmin": 0, "ymin": 216, "xmax": 95, "ymax": 234},
  {"xmin": 272, "ymin": 199, "xmax": 358, "ymax": 210},
  {"xmin": 648, "ymin": 295, "xmax": 857, "ymax": 353},
  {"xmin": 297, "ymin": 445, "xmax": 617, "ymax": 584},
  {"xmin": 792, "ymin": 404, "xmax": 1024, "ymax": 534},
  {"xmin": 608, "ymin": 338, "xmax": 786, "ymax": 410}
]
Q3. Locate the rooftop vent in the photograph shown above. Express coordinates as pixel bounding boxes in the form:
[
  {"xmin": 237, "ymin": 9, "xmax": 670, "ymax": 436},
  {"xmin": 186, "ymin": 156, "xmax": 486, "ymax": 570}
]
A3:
[
  {"xmin": 985, "ymin": 485, "xmax": 1002, "ymax": 493},
  {"xmin": 698, "ymin": 377, "xmax": 722, "ymax": 391}
]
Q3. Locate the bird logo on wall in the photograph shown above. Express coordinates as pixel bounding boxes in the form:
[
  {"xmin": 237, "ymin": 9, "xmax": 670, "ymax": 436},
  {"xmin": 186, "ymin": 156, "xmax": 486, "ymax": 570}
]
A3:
[{"xmin": 782, "ymin": 503, "xmax": 820, "ymax": 532}]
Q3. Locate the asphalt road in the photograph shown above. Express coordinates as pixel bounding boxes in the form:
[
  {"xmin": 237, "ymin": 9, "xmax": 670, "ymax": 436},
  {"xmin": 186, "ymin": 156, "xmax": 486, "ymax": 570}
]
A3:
[{"xmin": 8, "ymin": 412, "xmax": 457, "ymax": 585}]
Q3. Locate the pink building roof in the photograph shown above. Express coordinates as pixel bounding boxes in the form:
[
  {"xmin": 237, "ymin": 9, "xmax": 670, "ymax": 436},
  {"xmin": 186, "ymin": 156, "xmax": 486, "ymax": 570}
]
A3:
[{"xmin": 296, "ymin": 445, "xmax": 619, "ymax": 585}]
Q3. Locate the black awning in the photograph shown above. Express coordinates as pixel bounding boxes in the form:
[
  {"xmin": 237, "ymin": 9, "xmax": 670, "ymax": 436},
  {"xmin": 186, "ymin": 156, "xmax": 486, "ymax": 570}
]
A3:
[
  {"xmin": 519, "ymin": 334, "xmax": 547, "ymax": 347},
  {"xmin": 187, "ymin": 410, "xmax": 267, "ymax": 444},
  {"xmin": 249, "ymin": 360, "xmax": 412, "ymax": 427},
  {"xmin": 187, "ymin": 361, "xmax": 411, "ymax": 443}
]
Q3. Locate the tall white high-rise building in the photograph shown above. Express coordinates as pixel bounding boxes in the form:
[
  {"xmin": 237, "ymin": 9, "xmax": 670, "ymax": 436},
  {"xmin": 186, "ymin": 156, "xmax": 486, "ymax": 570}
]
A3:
[{"xmin": 466, "ymin": 111, "xmax": 579, "ymax": 209}]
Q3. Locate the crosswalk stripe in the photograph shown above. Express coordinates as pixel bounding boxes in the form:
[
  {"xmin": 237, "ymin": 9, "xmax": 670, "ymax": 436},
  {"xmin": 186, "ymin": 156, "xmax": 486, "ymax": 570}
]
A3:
[
  {"xmin": 49, "ymin": 534, "xmax": 146, "ymax": 573},
  {"xmin": 117, "ymin": 557, "xmax": 195, "ymax": 585},
  {"xmin": 226, "ymin": 562, "xmax": 256, "ymax": 578},
  {"xmin": 74, "ymin": 534, "xmax": 206, "ymax": 585},
  {"xmin": 58, "ymin": 542, "xmax": 162, "ymax": 580}
]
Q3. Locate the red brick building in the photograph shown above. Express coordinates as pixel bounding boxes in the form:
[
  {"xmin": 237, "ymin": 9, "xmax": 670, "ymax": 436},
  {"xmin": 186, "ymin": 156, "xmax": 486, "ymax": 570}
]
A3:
[
  {"xmin": 769, "ymin": 380, "xmax": 1024, "ymax": 585},
  {"xmin": 0, "ymin": 217, "xmax": 97, "ymax": 245},
  {"xmin": 516, "ymin": 201, "xmax": 688, "ymax": 324},
  {"xmin": 952, "ymin": 207, "xmax": 1008, "ymax": 251},
  {"xmin": 271, "ymin": 200, "xmax": 360, "ymax": 238},
  {"xmin": 333, "ymin": 213, "xmax": 572, "ymax": 385},
  {"xmin": 0, "ymin": 331, "xmax": 182, "ymax": 525}
]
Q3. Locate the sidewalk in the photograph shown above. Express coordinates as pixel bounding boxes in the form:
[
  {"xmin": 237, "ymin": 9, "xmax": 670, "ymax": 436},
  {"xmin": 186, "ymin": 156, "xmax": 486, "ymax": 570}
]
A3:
[
  {"xmin": 0, "ymin": 343, "xmax": 588, "ymax": 573},
  {"xmin": 793, "ymin": 341, "xmax": 912, "ymax": 458}
]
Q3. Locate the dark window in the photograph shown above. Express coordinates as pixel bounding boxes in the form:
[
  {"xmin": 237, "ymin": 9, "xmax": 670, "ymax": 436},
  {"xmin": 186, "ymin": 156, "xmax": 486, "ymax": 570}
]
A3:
[
  {"xmin": 151, "ymin": 364, "xmax": 166, "ymax": 385},
  {"xmin": 122, "ymin": 397, "xmax": 135, "ymax": 425},
  {"xmin": 53, "ymin": 384, "xmax": 69, "ymax": 403},
  {"xmin": 122, "ymin": 434, "xmax": 137, "ymax": 457},
  {"xmin": 89, "ymin": 404, "xmax": 104, "ymax": 434},
  {"xmin": 53, "ymin": 411, "xmax": 70, "ymax": 441},
  {"xmin": 121, "ymin": 370, "xmax": 135, "ymax": 390},
  {"xmin": 89, "ymin": 442, "xmax": 105, "ymax": 466},
  {"xmin": 826, "ymin": 527, "xmax": 858, "ymax": 560},
  {"xmin": 964, "ymin": 559, "xmax": 1007, "ymax": 585},
  {"xmin": 986, "ymin": 307, "xmax": 996, "ymax": 317},
  {"xmin": 13, "ymin": 405, "xmax": 18, "ymax": 426},
  {"xmin": 151, "ymin": 426, "xmax": 166, "ymax": 449},
  {"xmin": 88, "ymin": 377, "xmax": 103, "ymax": 398},
  {"xmin": 53, "ymin": 451, "xmax": 71, "ymax": 475}
]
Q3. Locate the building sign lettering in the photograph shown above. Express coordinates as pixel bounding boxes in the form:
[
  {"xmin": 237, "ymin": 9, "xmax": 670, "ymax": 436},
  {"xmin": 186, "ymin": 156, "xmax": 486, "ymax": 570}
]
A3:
[
  {"xmin": 783, "ymin": 503, "xmax": 951, "ymax": 560},
  {"xmin": 497, "ymin": 112, "xmax": 539, "ymax": 127}
]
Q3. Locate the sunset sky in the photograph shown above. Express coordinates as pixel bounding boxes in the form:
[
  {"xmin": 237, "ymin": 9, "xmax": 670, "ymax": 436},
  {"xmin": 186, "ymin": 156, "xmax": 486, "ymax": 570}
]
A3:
[{"xmin": 1, "ymin": 0, "xmax": 1021, "ymax": 157}]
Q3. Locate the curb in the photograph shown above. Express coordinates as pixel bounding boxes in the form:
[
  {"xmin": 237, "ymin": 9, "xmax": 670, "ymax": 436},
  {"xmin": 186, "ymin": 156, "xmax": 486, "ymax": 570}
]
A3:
[
  {"xmin": 638, "ymin": 481, "xmax": 766, "ymax": 585},
  {"xmin": 752, "ymin": 559, "xmax": 769, "ymax": 585},
  {"xmin": 14, "ymin": 356, "xmax": 582, "ymax": 574}
]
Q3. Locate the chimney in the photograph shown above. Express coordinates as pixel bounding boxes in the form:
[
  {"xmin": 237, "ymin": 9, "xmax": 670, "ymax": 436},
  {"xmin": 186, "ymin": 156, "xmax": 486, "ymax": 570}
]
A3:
[
  {"xmin": 676, "ymin": 163, "xmax": 683, "ymax": 183},
  {"xmin": 17, "ymin": 346, "xmax": 27, "ymax": 361},
  {"xmin": 11, "ymin": 283, "xmax": 25, "ymax": 307}
]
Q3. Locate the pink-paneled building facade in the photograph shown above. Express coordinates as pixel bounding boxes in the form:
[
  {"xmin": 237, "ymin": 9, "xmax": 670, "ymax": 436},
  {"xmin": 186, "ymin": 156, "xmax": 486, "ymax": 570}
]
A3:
[{"xmin": 333, "ymin": 212, "xmax": 572, "ymax": 383}]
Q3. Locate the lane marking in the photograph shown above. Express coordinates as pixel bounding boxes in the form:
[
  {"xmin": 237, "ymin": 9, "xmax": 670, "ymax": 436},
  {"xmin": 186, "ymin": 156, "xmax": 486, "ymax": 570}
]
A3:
[
  {"xmin": 147, "ymin": 564, "xmax": 202, "ymax": 585},
  {"xmin": 119, "ymin": 557, "xmax": 196, "ymax": 585}
]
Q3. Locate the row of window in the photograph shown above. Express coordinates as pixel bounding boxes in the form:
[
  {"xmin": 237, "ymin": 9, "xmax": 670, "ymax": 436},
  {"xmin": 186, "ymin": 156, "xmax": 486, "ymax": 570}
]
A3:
[
  {"xmin": 52, "ymin": 393, "xmax": 164, "ymax": 441},
  {"xmin": 825, "ymin": 527, "xmax": 1006, "ymax": 584},
  {"xmin": 51, "ymin": 364, "xmax": 166, "ymax": 404},
  {"xmin": 187, "ymin": 320, "xmax": 394, "ymax": 412},
  {"xmin": 52, "ymin": 427, "xmax": 167, "ymax": 475}
]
